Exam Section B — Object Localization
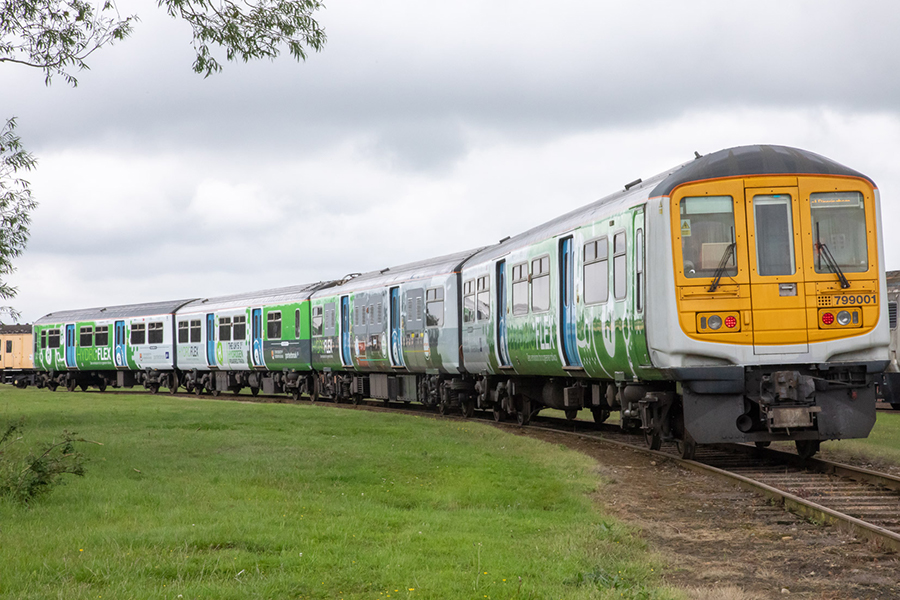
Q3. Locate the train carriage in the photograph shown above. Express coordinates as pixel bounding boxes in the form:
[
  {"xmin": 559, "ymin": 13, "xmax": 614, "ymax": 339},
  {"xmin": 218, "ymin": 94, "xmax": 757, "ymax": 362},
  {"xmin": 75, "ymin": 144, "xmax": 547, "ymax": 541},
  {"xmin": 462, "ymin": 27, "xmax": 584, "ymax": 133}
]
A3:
[
  {"xmin": 0, "ymin": 324, "xmax": 35, "ymax": 387},
  {"xmin": 309, "ymin": 249, "xmax": 482, "ymax": 406},
  {"xmin": 29, "ymin": 144, "xmax": 889, "ymax": 459},
  {"xmin": 173, "ymin": 282, "xmax": 335, "ymax": 397},
  {"xmin": 33, "ymin": 299, "xmax": 193, "ymax": 391}
]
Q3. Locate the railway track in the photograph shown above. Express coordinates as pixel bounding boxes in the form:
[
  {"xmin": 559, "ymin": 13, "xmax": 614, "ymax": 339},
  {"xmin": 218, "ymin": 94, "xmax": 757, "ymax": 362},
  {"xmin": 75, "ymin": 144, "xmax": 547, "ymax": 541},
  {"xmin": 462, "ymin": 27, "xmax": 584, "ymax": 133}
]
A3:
[{"xmin": 41, "ymin": 386, "xmax": 900, "ymax": 553}]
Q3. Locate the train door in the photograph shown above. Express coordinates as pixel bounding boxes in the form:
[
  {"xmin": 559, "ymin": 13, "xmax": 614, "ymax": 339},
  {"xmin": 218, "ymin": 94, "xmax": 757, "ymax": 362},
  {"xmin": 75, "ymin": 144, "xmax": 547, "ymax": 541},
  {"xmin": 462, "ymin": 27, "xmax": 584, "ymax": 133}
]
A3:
[
  {"xmin": 251, "ymin": 308, "xmax": 264, "ymax": 367},
  {"xmin": 390, "ymin": 287, "xmax": 403, "ymax": 367},
  {"xmin": 340, "ymin": 296, "xmax": 352, "ymax": 366},
  {"xmin": 744, "ymin": 186, "xmax": 808, "ymax": 353},
  {"xmin": 65, "ymin": 324, "xmax": 76, "ymax": 368},
  {"xmin": 114, "ymin": 320, "xmax": 126, "ymax": 367},
  {"xmin": 496, "ymin": 260, "xmax": 512, "ymax": 367},
  {"xmin": 206, "ymin": 313, "xmax": 217, "ymax": 367},
  {"xmin": 560, "ymin": 237, "xmax": 583, "ymax": 367}
]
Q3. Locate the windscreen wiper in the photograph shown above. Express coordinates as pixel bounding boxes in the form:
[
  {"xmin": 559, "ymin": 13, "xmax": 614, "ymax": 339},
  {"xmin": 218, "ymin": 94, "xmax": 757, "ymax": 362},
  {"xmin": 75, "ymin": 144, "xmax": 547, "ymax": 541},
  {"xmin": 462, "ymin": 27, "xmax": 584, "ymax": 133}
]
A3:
[
  {"xmin": 708, "ymin": 242, "xmax": 736, "ymax": 293},
  {"xmin": 815, "ymin": 223, "xmax": 850, "ymax": 289}
]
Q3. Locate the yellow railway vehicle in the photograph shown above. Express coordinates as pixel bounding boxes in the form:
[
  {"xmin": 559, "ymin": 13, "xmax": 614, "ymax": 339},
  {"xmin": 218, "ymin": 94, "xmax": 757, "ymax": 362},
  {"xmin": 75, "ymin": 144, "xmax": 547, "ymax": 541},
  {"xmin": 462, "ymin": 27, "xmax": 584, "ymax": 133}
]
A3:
[{"xmin": 0, "ymin": 324, "xmax": 35, "ymax": 387}]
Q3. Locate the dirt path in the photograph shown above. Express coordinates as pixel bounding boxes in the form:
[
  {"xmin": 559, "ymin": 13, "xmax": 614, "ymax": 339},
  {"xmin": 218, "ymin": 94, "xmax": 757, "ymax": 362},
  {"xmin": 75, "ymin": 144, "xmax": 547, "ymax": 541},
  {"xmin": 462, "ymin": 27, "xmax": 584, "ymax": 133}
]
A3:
[{"xmin": 515, "ymin": 428, "xmax": 900, "ymax": 600}]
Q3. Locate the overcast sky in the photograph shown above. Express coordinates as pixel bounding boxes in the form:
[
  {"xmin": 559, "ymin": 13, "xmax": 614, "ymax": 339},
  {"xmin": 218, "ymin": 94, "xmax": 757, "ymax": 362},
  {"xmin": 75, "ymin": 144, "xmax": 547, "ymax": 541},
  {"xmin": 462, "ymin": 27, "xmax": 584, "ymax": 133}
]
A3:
[{"xmin": 3, "ymin": 0, "xmax": 900, "ymax": 322}]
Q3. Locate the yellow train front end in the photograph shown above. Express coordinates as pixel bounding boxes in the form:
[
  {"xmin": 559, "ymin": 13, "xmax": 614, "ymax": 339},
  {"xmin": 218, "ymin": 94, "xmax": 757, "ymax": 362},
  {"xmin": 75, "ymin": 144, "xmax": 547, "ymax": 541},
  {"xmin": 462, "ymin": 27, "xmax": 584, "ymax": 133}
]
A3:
[{"xmin": 644, "ymin": 146, "xmax": 888, "ymax": 458}]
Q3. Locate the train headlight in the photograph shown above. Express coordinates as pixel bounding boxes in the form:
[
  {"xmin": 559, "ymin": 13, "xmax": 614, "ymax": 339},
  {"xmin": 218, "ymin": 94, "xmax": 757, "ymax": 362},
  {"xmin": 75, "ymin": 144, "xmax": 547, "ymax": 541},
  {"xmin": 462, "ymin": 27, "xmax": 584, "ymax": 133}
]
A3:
[
  {"xmin": 708, "ymin": 315, "xmax": 723, "ymax": 330},
  {"xmin": 836, "ymin": 310, "xmax": 852, "ymax": 326},
  {"xmin": 822, "ymin": 312, "xmax": 835, "ymax": 325}
]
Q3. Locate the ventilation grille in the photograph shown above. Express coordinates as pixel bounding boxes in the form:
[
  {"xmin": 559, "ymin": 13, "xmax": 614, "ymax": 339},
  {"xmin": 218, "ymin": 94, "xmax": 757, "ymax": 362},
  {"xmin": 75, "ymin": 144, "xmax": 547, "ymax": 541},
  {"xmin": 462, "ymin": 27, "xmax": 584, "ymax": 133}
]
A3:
[
  {"xmin": 890, "ymin": 301, "xmax": 897, "ymax": 330},
  {"xmin": 817, "ymin": 295, "xmax": 833, "ymax": 307}
]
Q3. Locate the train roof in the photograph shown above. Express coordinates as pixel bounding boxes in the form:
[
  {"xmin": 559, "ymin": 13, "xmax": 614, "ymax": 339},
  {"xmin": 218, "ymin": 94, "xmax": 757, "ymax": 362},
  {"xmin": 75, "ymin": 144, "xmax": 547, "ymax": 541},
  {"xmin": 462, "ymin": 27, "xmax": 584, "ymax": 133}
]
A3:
[
  {"xmin": 34, "ymin": 299, "xmax": 196, "ymax": 325},
  {"xmin": 177, "ymin": 281, "xmax": 336, "ymax": 313},
  {"xmin": 461, "ymin": 145, "xmax": 875, "ymax": 266},
  {"xmin": 312, "ymin": 247, "xmax": 486, "ymax": 297},
  {"xmin": 0, "ymin": 324, "xmax": 32, "ymax": 334},
  {"xmin": 649, "ymin": 145, "xmax": 875, "ymax": 198}
]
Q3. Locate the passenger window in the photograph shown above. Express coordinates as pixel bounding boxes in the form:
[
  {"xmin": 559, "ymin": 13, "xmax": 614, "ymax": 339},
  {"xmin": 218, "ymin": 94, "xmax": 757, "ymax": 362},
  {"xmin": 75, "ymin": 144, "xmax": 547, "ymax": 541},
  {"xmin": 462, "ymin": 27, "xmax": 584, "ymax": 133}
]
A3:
[
  {"xmin": 754, "ymin": 194, "xmax": 795, "ymax": 276},
  {"xmin": 48, "ymin": 329, "xmax": 61, "ymax": 349},
  {"xmin": 5, "ymin": 340, "xmax": 11, "ymax": 353},
  {"xmin": 531, "ymin": 256, "xmax": 550, "ymax": 313},
  {"xmin": 233, "ymin": 315, "xmax": 247, "ymax": 340},
  {"xmin": 95, "ymin": 325, "xmax": 109, "ymax": 347},
  {"xmin": 463, "ymin": 280, "xmax": 475, "ymax": 324},
  {"xmin": 613, "ymin": 232, "xmax": 627, "ymax": 300},
  {"xmin": 426, "ymin": 287, "xmax": 445, "ymax": 327},
  {"xmin": 636, "ymin": 228, "xmax": 644, "ymax": 312},
  {"xmin": 130, "ymin": 323, "xmax": 146, "ymax": 345},
  {"xmin": 190, "ymin": 320, "xmax": 202, "ymax": 343},
  {"xmin": 79, "ymin": 326, "xmax": 93, "ymax": 347},
  {"xmin": 219, "ymin": 316, "xmax": 232, "ymax": 342},
  {"xmin": 584, "ymin": 237, "xmax": 609, "ymax": 305},
  {"xmin": 477, "ymin": 276, "xmax": 490, "ymax": 321},
  {"xmin": 680, "ymin": 196, "xmax": 736, "ymax": 278},
  {"xmin": 512, "ymin": 263, "xmax": 528, "ymax": 316},
  {"xmin": 810, "ymin": 191, "xmax": 868, "ymax": 273},
  {"xmin": 267, "ymin": 311, "xmax": 282, "ymax": 340},
  {"xmin": 312, "ymin": 306, "xmax": 324, "ymax": 336},
  {"xmin": 178, "ymin": 320, "xmax": 189, "ymax": 343},
  {"xmin": 148, "ymin": 322, "xmax": 164, "ymax": 344}
]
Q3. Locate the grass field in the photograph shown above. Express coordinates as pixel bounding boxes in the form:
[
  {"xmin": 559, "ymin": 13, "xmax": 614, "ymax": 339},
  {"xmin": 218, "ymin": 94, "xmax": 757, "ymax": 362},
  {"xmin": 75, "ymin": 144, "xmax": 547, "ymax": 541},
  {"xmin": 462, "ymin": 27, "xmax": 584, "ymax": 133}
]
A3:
[
  {"xmin": 0, "ymin": 387, "xmax": 676, "ymax": 600},
  {"xmin": 820, "ymin": 409, "xmax": 900, "ymax": 466}
]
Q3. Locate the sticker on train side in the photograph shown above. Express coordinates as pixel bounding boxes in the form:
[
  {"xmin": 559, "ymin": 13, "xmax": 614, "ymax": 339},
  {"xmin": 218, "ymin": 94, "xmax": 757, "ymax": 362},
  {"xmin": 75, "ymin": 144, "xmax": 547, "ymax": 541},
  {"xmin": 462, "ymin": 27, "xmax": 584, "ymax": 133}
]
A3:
[{"xmin": 833, "ymin": 294, "xmax": 877, "ymax": 306}]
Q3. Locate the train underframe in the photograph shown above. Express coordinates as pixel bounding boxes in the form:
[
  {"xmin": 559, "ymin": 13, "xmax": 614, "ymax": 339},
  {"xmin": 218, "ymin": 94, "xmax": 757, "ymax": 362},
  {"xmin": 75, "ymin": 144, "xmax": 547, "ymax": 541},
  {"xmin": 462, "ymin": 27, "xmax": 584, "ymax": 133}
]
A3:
[{"xmin": 33, "ymin": 361, "xmax": 882, "ymax": 460}]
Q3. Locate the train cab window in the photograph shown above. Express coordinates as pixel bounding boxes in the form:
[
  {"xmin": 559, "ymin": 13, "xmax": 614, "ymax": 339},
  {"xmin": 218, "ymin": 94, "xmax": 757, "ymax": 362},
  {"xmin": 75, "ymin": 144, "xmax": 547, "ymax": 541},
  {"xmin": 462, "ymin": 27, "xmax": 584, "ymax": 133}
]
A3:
[
  {"xmin": 613, "ymin": 232, "xmax": 627, "ymax": 300},
  {"xmin": 40, "ymin": 330, "xmax": 46, "ymax": 349},
  {"xmin": 312, "ymin": 306, "xmax": 324, "ymax": 336},
  {"xmin": 476, "ymin": 276, "xmax": 490, "ymax": 321},
  {"xmin": 48, "ymin": 328, "xmax": 61, "ymax": 349},
  {"xmin": 95, "ymin": 326, "xmax": 109, "ymax": 347},
  {"xmin": 531, "ymin": 256, "xmax": 550, "ymax": 313},
  {"xmin": 219, "ymin": 316, "xmax": 232, "ymax": 342},
  {"xmin": 810, "ymin": 191, "xmax": 868, "ymax": 273},
  {"xmin": 584, "ymin": 237, "xmax": 609, "ymax": 305},
  {"xmin": 294, "ymin": 309, "xmax": 301, "ymax": 338},
  {"xmin": 463, "ymin": 280, "xmax": 476, "ymax": 324},
  {"xmin": 131, "ymin": 323, "xmax": 146, "ymax": 345},
  {"xmin": 79, "ymin": 326, "xmax": 93, "ymax": 347},
  {"xmin": 680, "ymin": 196, "xmax": 736, "ymax": 278},
  {"xmin": 267, "ymin": 311, "xmax": 282, "ymax": 340},
  {"xmin": 754, "ymin": 194, "xmax": 795, "ymax": 276},
  {"xmin": 426, "ymin": 287, "xmax": 445, "ymax": 327},
  {"xmin": 233, "ymin": 315, "xmax": 246, "ymax": 340},
  {"xmin": 148, "ymin": 322, "xmax": 164, "ymax": 344},
  {"xmin": 511, "ymin": 264, "xmax": 528, "ymax": 316},
  {"xmin": 178, "ymin": 320, "xmax": 189, "ymax": 343},
  {"xmin": 190, "ymin": 320, "xmax": 201, "ymax": 343}
]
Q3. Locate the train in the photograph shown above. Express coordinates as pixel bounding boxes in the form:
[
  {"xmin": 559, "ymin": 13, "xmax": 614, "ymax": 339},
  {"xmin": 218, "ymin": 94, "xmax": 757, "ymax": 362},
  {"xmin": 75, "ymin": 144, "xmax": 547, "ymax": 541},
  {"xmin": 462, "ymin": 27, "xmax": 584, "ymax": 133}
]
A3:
[{"xmin": 21, "ymin": 145, "xmax": 890, "ymax": 459}]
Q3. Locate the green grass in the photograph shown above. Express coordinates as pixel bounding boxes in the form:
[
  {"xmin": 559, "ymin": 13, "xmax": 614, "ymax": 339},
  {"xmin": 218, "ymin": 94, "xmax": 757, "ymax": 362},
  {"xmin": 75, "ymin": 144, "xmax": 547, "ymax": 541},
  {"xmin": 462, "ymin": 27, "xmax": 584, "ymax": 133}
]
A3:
[
  {"xmin": 0, "ymin": 387, "xmax": 678, "ymax": 600},
  {"xmin": 820, "ymin": 410, "xmax": 900, "ymax": 466}
]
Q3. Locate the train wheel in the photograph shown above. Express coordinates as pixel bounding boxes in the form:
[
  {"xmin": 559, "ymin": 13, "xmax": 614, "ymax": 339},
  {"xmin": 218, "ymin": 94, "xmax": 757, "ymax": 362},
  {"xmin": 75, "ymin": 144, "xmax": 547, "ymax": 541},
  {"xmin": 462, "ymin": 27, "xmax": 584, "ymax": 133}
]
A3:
[
  {"xmin": 516, "ymin": 397, "xmax": 532, "ymax": 426},
  {"xmin": 675, "ymin": 434, "xmax": 696, "ymax": 460},
  {"xmin": 492, "ymin": 407, "xmax": 504, "ymax": 422},
  {"xmin": 291, "ymin": 388, "xmax": 300, "ymax": 401},
  {"xmin": 438, "ymin": 401, "xmax": 448, "ymax": 415},
  {"xmin": 233, "ymin": 389, "xmax": 241, "ymax": 395},
  {"xmin": 66, "ymin": 378, "xmax": 77, "ymax": 392},
  {"xmin": 461, "ymin": 398, "xmax": 475, "ymax": 419},
  {"xmin": 193, "ymin": 385, "xmax": 203, "ymax": 396},
  {"xmin": 149, "ymin": 383, "xmax": 160, "ymax": 395},
  {"xmin": 48, "ymin": 382, "xmax": 58, "ymax": 392},
  {"xmin": 564, "ymin": 409, "xmax": 578, "ymax": 421},
  {"xmin": 592, "ymin": 408, "xmax": 610, "ymax": 424},
  {"xmin": 310, "ymin": 377, "xmax": 319, "ymax": 403},
  {"xmin": 211, "ymin": 389, "xmax": 221, "ymax": 397},
  {"xmin": 754, "ymin": 441, "xmax": 771, "ymax": 449},
  {"xmin": 644, "ymin": 429, "xmax": 662, "ymax": 451},
  {"xmin": 352, "ymin": 394, "xmax": 362, "ymax": 405},
  {"xmin": 98, "ymin": 380, "xmax": 107, "ymax": 393},
  {"xmin": 169, "ymin": 374, "xmax": 179, "ymax": 394},
  {"xmin": 251, "ymin": 387, "xmax": 260, "ymax": 397},
  {"xmin": 79, "ymin": 383, "xmax": 88, "ymax": 392},
  {"xmin": 795, "ymin": 440, "xmax": 820, "ymax": 459}
]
